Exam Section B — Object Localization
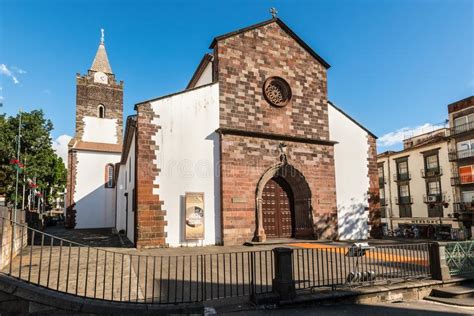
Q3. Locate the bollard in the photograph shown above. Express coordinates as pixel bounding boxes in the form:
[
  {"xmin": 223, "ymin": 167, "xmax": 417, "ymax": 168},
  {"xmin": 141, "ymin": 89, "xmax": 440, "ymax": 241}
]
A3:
[
  {"xmin": 272, "ymin": 247, "xmax": 296, "ymax": 300},
  {"xmin": 429, "ymin": 242, "xmax": 451, "ymax": 281}
]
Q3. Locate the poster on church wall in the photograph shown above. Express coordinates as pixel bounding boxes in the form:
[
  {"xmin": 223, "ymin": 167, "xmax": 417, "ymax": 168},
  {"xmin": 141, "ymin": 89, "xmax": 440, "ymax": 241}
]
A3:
[{"xmin": 184, "ymin": 192, "xmax": 205, "ymax": 240}]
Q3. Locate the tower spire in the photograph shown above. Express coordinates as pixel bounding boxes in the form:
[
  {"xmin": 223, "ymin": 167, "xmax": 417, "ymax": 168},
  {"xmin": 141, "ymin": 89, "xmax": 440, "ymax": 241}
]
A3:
[{"xmin": 90, "ymin": 28, "xmax": 112, "ymax": 74}]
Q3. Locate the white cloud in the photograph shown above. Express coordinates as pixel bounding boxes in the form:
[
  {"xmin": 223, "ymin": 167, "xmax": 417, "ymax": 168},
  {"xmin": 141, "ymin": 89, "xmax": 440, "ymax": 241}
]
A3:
[
  {"xmin": 0, "ymin": 64, "xmax": 20, "ymax": 84},
  {"xmin": 378, "ymin": 123, "xmax": 446, "ymax": 148},
  {"xmin": 11, "ymin": 66, "xmax": 27, "ymax": 74},
  {"xmin": 52, "ymin": 134, "xmax": 72, "ymax": 163}
]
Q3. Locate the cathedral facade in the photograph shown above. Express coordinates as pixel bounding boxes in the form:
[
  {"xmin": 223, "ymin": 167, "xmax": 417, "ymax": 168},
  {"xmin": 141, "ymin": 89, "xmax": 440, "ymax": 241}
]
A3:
[{"xmin": 68, "ymin": 18, "xmax": 380, "ymax": 247}]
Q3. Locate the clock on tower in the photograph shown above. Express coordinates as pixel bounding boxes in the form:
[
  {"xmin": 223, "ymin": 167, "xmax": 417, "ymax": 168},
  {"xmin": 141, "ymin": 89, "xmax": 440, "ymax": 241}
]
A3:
[{"xmin": 94, "ymin": 71, "xmax": 108, "ymax": 84}]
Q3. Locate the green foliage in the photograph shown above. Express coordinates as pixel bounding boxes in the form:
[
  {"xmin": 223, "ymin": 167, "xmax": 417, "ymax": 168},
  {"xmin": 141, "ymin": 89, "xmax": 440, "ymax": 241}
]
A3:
[{"xmin": 0, "ymin": 110, "xmax": 67, "ymax": 207}]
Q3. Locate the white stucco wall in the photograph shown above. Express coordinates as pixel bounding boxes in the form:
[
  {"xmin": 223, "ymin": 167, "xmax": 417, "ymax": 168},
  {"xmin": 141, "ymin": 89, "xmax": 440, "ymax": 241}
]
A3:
[
  {"xmin": 74, "ymin": 151, "xmax": 121, "ymax": 228},
  {"xmin": 194, "ymin": 62, "xmax": 213, "ymax": 88},
  {"xmin": 328, "ymin": 103, "xmax": 370, "ymax": 240},
  {"xmin": 116, "ymin": 134, "xmax": 136, "ymax": 243},
  {"xmin": 82, "ymin": 116, "xmax": 118, "ymax": 144},
  {"xmin": 150, "ymin": 83, "xmax": 220, "ymax": 247}
]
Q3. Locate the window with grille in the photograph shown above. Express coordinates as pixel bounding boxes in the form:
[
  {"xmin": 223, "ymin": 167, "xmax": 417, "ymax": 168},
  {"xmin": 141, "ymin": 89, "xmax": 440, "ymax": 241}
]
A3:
[
  {"xmin": 399, "ymin": 184, "xmax": 409, "ymax": 197},
  {"xmin": 425, "ymin": 154, "xmax": 438, "ymax": 170},
  {"xmin": 397, "ymin": 161, "xmax": 408, "ymax": 174},
  {"xmin": 427, "ymin": 181, "xmax": 441, "ymax": 195}
]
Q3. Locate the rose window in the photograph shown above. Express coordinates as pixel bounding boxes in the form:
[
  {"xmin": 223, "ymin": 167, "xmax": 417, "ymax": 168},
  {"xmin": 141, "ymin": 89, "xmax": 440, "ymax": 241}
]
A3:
[{"xmin": 263, "ymin": 77, "xmax": 292, "ymax": 107}]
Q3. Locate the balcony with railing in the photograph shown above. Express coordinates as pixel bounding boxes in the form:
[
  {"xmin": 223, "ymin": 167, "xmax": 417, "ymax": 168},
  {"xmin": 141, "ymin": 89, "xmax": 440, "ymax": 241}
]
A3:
[
  {"xmin": 421, "ymin": 167, "xmax": 442, "ymax": 178},
  {"xmin": 448, "ymin": 149, "xmax": 474, "ymax": 161},
  {"xmin": 395, "ymin": 196, "xmax": 413, "ymax": 205},
  {"xmin": 453, "ymin": 202, "xmax": 474, "ymax": 221},
  {"xmin": 450, "ymin": 121, "xmax": 474, "ymax": 137},
  {"xmin": 393, "ymin": 172, "xmax": 411, "ymax": 182},
  {"xmin": 451, "ymin": 174, "xmax": 474, "ymax": 186},
  {"xmin": 423, "ymin": 193, "xmax": 447, "ymax": 204}
]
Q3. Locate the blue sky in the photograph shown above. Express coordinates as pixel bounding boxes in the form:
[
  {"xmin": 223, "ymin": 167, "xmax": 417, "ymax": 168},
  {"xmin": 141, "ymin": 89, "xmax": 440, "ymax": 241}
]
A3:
[{"xmin": 0, "ymin": 0, "xmax": 473, "ymax": 160}]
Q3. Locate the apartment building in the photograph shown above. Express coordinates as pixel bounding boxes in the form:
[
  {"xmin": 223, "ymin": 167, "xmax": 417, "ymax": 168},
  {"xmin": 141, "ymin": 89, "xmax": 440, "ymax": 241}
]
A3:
[
  {"xmin": 378, "ymin": 128, "xmax": 459, "ymax": 238},
  {"xmin": 448, "ymin": 96, "xmax": 474, "ymax": 238}
]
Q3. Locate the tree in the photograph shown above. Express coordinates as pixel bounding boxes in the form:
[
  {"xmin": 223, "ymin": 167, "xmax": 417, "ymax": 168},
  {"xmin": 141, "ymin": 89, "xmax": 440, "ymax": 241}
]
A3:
[{"xmin": 0, "ymin": 110, "xmax": 67, "ymax": 208}]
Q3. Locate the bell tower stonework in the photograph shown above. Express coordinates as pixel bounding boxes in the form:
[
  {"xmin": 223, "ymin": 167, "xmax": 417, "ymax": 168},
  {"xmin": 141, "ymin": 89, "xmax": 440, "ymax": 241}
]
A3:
[{"xmin": 66, "ymin": 30, "xmax": 123, "ymax": 229}]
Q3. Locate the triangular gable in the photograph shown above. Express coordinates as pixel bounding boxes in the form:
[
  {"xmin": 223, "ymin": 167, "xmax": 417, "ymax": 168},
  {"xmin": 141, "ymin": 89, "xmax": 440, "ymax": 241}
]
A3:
[{"xmin": 210, "ymin": 18, "xmax": 330, "ymax": 69}]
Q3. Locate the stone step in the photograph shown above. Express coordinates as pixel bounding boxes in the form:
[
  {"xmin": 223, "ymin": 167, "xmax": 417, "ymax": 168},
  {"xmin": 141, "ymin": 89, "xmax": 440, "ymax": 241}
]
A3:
[
  {"xmin": 430, "ymin": 283, "xmax": 474, "ymax": 299},
  {"xmin": 424, "ymin": 295, "xmax": 474, "ymax": 307}
]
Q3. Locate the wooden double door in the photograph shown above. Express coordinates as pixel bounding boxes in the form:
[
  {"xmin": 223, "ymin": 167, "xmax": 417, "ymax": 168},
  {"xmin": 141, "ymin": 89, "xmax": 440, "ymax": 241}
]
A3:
[{"xmin": 262, "ymin": 177, "xmax": 294, "ymax": 238}]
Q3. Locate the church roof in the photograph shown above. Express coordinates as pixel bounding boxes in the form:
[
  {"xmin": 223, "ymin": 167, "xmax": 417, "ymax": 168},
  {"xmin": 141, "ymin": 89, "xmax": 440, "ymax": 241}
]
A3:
[
  {"xmin": 90, "ymin": 42, "xmax": 113, "ymax": 74},
  {"xmin": 186, "ymin": 53, "xmax": 214, "ymax": 89},
  {"xmin": 210, "ymin": 18, "xmax": 330, "ymax": 69},
  {"xmin": 328, "ymin": 101, "xmax": 377, "ymax": 139}
]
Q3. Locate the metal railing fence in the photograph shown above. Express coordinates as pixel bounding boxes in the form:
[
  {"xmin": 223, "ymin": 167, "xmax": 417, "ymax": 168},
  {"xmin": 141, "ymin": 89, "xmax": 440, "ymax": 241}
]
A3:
[
  {"xmin": 445, "ymin": 241, "xmax": 474, "ymax": 277},
  {"xmin": 293, "ymin": 243, "xmax": 431, "ymax": 290},
  {"xmin": 1, "ymin": 216, "xmax": 450, "ymax": 304},
  {"xmin": 0, "ymin": 216, "xmax": 274, "ymax": 304}
]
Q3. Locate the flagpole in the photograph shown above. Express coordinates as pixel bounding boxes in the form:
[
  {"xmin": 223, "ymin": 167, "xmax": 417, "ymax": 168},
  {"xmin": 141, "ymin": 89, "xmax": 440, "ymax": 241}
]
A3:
[
  {"xmin": 22, "ymin": 153, "xmax": 27, "ymax": 211},
  {"xmin": 14, "ymin": 109, "xmax": 22, "ymax": 222}
]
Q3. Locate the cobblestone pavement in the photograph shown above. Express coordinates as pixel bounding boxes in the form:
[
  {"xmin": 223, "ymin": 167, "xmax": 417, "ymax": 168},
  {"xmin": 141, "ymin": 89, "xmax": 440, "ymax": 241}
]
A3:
[{"xmin": 44, "ymin": 225, "xmax": 133, "ymax": 248}]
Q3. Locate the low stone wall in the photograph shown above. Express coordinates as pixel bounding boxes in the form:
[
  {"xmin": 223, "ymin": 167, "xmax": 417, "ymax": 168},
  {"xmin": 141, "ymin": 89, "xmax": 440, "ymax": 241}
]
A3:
[
  {"xmin": 0, "ymin": 207, "xmax": 27, "ymax": 270},
  {"xmin": 0, "ymin": 274, "xmax": 203, "ymax": 314}
]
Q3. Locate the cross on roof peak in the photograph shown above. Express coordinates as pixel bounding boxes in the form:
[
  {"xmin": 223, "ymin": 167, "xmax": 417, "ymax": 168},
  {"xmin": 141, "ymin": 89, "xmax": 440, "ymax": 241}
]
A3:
[{"xmin": 270, "ymin": 7, "xmax": 278, "ymax": 18}]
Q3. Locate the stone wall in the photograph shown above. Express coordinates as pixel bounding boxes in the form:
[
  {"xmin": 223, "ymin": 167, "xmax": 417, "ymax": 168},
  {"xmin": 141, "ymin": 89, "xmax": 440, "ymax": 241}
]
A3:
[
  {"xmin": 215, "ymin": 21, "xmax": 330, "ymax": 141},
  {"xmin": 66, "ymin": 148, "xmax": 77, "ymax": 212},
  {"xmin": 134, "ymin": 103, "xmax": 167, "ymax": 248},
  {"xmin": 220, "ymin": 134, "xmax": 337, "ymax": 245},
  {"xmin": 75, "ymin": 72, "xmax": 123, "ymax": 144},
  {"xmin": 0, "ymin": 207, "xmax": 27, "ymax": 270},
  {"xmin": 367, "ymin": 135, "xmax": 382, "ymax": 237}
]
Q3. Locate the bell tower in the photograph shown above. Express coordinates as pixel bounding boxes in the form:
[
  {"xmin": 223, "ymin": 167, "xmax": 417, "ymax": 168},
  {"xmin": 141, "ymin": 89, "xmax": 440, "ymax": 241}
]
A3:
[
  {"xmin": 75, "ymin": 29, "xmax": 123, "ymax": 144},
  {"xmin": 66, "ymin": 29, "xmax": 124, "ymax": 229}
]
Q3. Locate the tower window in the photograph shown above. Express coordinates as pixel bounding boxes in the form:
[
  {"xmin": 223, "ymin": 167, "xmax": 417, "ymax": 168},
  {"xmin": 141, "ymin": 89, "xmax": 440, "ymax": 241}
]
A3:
[
  {"xmin": 105, "ymin": 164, "xmax": 114, "ymax": 188},
  {"xmin": 98, "ymin": 104, "xmax": 105, "ymax": 118}
]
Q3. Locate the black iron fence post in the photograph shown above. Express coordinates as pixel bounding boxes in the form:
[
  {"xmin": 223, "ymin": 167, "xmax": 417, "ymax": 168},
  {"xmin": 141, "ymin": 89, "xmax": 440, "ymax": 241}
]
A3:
[
  {"xmin": 272, "ymin": 247, "xmax": 296, "ymax": 301},
  {"xmin": 429, "ymin": 242, "xmax": 451, "ymax": 281}
]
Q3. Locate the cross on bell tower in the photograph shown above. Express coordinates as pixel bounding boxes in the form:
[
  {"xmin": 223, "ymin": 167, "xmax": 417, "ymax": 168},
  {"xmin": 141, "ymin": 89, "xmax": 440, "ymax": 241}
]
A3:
[{"xmin": 270, "ymin": 7, "xmax": 278, "ymax": 18}]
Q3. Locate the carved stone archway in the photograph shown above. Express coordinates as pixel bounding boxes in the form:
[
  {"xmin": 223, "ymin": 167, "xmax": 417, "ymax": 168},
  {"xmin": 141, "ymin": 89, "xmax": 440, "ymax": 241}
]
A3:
[{"xmin": 254, "ymin": 162, "xmax": 313, "ymax": 242}]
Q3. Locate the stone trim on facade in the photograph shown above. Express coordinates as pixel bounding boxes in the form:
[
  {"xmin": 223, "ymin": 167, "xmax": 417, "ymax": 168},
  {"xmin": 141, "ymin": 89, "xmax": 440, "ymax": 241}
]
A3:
[
  {"xmin": 135, "ymin": 103, "xmax": 167, "ymax": 248},
  {"xmin": 367, "ymin": 134, "xmax": 382, "ymax": 237},
  {"xmin": 65, "ymin": 147, "xmax": 78, "ymax": 228},
  {"xmin": 216, "ymin": 128, "xmax": 337, "ymax": 146},
  {"xmin": 72, "ymin": 141, "xmax": 122, "ymax": 153}
]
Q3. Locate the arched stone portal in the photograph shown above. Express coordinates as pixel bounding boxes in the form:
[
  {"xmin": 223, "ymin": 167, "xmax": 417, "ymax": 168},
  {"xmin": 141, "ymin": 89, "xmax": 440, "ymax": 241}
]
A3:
[{"xmin": 254, "ymin": 163, "xmax": 314, "ymax": 242}]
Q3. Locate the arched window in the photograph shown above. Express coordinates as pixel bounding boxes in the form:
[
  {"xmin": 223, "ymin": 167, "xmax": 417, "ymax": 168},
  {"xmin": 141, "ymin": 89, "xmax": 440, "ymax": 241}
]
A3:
[
  {"xmin": 105, "ymin": 164, "xmax": 114, "ymax": 188},
  {"xmin": 98, "ymin": 104, "xmax": 105, "ymax": 118}
]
